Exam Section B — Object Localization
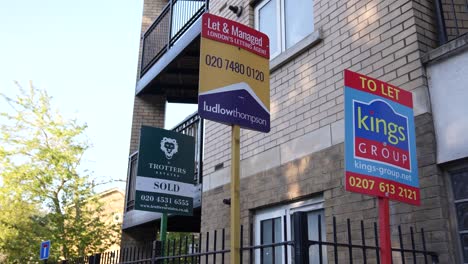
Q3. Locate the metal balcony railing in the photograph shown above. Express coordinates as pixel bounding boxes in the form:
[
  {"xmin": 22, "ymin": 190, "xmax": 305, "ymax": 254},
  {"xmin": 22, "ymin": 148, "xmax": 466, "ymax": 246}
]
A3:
[
  {"xmin": 434, "ymin": 0, "xmax": 468, "ymax": 45},
  {"xmin": 140, "ymin": 0, "xmax": 209, "ymax": 77},
  {"xmin": 172, "ymin": 112, "xmax": 203, "ymax": 185},
  {"xmin": 125, "ymin": 112, "xmax": 203, "ymax": 212}
]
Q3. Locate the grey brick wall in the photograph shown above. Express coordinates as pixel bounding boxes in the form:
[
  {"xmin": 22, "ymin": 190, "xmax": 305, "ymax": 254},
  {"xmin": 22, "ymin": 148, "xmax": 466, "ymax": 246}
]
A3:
[
  {"xmin": 128, "ymin": 0, "xmax": 168, "ymax": 153},
  {"xmin": 128, "ymin": 94, "xmax": 166, "ymax": 154},
  {"xmin": 200, "ymin": 0, "xmax": 456, "ymax": 260},
  {"xmin": 202, "ymin": 0, "xmax": 434, "ymax": 182},
  {"xmin": 202, "ymin": 113, "xmax": 454, "ymax": 263},
  {"xmin": 136, "ymin": 0, "xmax": 169, "ymax": 78},
  {"xmin": 122, "ymin": 0, "xmax": 168, "ymax": 248},
  {"xmin": 127, "ymin": 0, "xmax": 459, "ymax": 260}
]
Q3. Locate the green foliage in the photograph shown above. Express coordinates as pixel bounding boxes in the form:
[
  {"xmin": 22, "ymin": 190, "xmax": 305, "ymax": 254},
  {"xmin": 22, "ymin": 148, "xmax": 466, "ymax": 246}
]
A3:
[{"xmin": 0, "ymin": 82, "xmax": 120, "ymax": 262}]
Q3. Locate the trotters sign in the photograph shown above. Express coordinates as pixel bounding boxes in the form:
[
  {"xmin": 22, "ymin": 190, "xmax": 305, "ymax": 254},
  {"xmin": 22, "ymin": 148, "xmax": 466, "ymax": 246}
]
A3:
[{"xmin": 135, "ymin": 126, "xmax": 196, "ymax": 215}]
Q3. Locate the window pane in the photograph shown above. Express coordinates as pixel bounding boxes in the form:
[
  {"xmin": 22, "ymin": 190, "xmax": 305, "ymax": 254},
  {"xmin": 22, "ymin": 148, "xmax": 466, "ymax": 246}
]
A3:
[
  {"xmin": 285, "ymin": 0, "xmax": 314, "ymax": 49},
  {"xmin": 456, "ymin": 202, "xmax": 468, "ymax": 231},
  {"xmin": 290, "ymin": 210, "xmax": 326, "ymax": 264},
  {"xmin": 260, "ymin": 217, "xmax": 283, "ymax": 264},
  {"xmin": 462, "ymin": 234, "xmax": 468, "ymax": 263},
  {"xmin": 451, "ymin": 170, "xmax": 468, "ymax": 200},
  {"xmin": 274, "ymin": 217, "xmax": 282, "ymax": 262},
  {"xmin": 261, "ymin": 219, "xmax": 273, "ymax": 263},
  {"xmin": 259, "ymin": 0, "xmax": 279, "ymax": 56},
  {"xmin": 308, "ymin": 210, "xmax": 327, "ymax": 264},
  {"xmin": 261, "ymin": 217, "xmax": 282, "ymax": 263}
]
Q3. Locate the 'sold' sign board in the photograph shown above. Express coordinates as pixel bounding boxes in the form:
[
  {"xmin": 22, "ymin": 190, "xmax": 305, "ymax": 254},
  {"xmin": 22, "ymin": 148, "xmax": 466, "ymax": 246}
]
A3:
[
  {"xmin": 199, "ymin": 13, "xmax": 270, "ymax": 133},
  {"xmin": 135, "ymin": 126, "xmax": 196, "ymax": 215},
  {"xmin": 344, "ymin": 70, "xmax": 419, "ymax": 205}
]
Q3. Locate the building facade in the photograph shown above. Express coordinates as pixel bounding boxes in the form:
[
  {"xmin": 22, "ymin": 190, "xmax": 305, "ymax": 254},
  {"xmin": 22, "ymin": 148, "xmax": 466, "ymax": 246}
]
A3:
[
  {"xmin": 122, "ymin": 0, "xmax": 468, "ymax": 262},
  {"xmin": 97, "ymin": 188, "xmax": 125, "ymax": 252}
]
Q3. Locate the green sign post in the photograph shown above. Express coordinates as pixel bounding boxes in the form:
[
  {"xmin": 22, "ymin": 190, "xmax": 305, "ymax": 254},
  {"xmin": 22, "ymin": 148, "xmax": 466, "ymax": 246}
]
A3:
[{"xmin": 135, "ymin": 126, "xmax": 196, "ymax": 215}]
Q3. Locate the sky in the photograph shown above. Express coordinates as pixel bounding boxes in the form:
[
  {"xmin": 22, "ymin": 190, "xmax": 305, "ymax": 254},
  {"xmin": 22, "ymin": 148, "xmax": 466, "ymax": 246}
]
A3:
[{"xmin": 0, "ymin": 0, "xmax": 197, "ymax": 192}]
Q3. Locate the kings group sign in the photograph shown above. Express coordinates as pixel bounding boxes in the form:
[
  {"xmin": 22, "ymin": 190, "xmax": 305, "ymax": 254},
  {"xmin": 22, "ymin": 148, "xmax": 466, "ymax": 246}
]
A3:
[
  {"xmin": 135, "ymin": 126, "xmax": 196, "ymax": 216},
  {"xmin": 344, "ymin": 70, "xmax": 419, "ymax": 205},
  {"xmin": 199, "ymin": 13, "xmax": 270, "ymax": 133}
]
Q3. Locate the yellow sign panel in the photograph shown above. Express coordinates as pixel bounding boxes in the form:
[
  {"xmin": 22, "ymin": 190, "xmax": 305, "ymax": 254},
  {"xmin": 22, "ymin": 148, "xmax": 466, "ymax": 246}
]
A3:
[{"xmin": 199, "ymin": 38, "xmax": 270, "ymax": 107}]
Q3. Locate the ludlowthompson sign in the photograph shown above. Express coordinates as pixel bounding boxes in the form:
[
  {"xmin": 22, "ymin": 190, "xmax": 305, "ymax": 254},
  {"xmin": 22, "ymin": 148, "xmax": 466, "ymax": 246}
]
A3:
[
  {"xmin": 344, "ymin": 70, "xmax": 419, "ymax": 205},
  {"xmin": 198, "ymin": 13, "xmax": 270, "ymax": 133},
  {"xmin": 135, "ymin": 126, "xmax": 196, "ymax": 215}
]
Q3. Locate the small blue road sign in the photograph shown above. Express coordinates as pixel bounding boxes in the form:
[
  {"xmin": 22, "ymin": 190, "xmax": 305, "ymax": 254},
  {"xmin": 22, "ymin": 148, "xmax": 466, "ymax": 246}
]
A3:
[{"xmin": 40, "ymin": 240, "xmax": 51, "ymax": 260}]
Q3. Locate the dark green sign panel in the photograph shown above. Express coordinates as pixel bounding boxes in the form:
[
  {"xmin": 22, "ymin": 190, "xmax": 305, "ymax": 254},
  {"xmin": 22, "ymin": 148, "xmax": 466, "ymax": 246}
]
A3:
[{"xmin": 135, "ymin": 126, "xmax": 195, "ymax": 216}]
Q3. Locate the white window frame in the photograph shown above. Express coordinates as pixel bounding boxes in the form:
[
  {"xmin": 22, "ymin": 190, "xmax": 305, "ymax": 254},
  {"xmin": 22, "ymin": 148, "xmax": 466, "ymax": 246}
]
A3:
[
  {"xmin": 254, "ymin": 0, "xmax": 282, "ymax": 58},
  {"xmin": 254, "ymin": 0, "xmax": 314, "ymax": 59},
  {"xmin": 254, "ymin": 196, "xmax": 325, "ymax": 264}
]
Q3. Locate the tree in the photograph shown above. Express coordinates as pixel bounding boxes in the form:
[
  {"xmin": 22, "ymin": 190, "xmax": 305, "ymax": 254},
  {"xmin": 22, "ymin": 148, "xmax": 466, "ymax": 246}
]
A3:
[{"xmin": 0, "ymin": 82, "xmax": 120, "ymax": 262}]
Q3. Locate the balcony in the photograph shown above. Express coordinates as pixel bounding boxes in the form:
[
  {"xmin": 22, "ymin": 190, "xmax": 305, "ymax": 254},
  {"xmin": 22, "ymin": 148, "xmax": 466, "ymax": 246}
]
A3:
[
  {"xmin": 123, "ymin": 112, "xmax": 203, "ymax": 232},
  {"xmin": 136, "ymin": 0, "xmax": 209, "ymax": 103}
]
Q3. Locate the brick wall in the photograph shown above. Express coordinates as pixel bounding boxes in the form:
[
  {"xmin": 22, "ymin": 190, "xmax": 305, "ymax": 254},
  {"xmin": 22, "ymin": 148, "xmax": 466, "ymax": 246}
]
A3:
[
  {"xmin": 441, "ymin": 0, "xmax": 468, "ymax": 41},
  {"xmin": 137, "ymin": 0, "xmax": 169, "ymax": 78},
  {"xmin": 128, "ymin": 0, "xmax": 199, "ymax": 156},
  {"xmin": 202, "ymin": 114, "xmax": 454, "ymax": 262},
  {"xmin": 126, "ymin": 0, "xmax": 458, "ymax": 260},
  {"xmin": 122, "ymin": 0, "xmax": 168, "ymax": 248},
  {"xmin": 128, "ymin": 95, "xmax": 166, "ymax": 154},
  {"xmin": 200, "ymin": 0, "xmax": 455, "ymax": 261},
  {"xmin": 128, "ymin": 0, "xmax": 168, "ymax": 154},
  {"xmin": 202, "ymin": 0, "xmax": 434, "ymax": 179}
]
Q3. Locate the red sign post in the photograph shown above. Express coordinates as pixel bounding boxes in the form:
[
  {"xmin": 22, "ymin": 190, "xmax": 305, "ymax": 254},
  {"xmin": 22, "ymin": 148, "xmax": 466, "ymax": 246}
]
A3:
[{"xmin": 344, "ymin": 70, "xmax": 419, "ymax": 264}]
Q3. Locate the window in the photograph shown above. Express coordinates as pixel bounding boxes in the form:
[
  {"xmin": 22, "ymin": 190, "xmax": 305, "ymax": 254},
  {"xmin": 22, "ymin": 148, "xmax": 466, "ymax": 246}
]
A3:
[
  {"xmin": 255, "ymin": 0, "xmax": 314, "ymax": 59},
  {"xmin": 450, "ymin": 169, "xmax": 468, "ymax": 263},
  {"xmin": 254, "ymin": 196, "xmax": 327, "ymax": 263},
  {"xmin": 125, "ymin": 152, "xmax": 138, "ymax": 212}
]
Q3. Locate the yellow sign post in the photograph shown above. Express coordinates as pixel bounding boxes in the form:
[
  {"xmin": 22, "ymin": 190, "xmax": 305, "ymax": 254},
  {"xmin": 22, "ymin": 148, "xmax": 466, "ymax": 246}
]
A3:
[
  {"xmin": 231, "ymin": 125, "xmax": 240, "ymax": 264},
  {"xmin": 199, "ymin": 13, "xmax": 270, "ymax": 264}
]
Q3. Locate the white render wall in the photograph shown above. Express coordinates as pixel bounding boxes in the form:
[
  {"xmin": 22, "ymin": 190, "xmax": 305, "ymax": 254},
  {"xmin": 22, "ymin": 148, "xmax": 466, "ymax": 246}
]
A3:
[{"xmin": 427, "ymin": 50, "xmax": 468, "ymax": 164}]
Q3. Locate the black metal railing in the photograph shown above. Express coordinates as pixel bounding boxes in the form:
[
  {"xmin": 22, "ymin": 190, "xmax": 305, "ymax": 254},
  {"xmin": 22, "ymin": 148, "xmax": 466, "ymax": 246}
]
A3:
[
  {"xmin": 155, "ymin": 213, "xmax": 439, "ymax": 264},
  {"xmin": 434, "ymin": 0, "xmax": 468, "ymax": 45},
  {"xmin": 124, "ymin": 113, "xmax": 203, "ymax": 212},
  {"xmin": 140, "ymin": 0, "xmax": 208, "ymax": 77},
  {"xmin": 58, "ymin": 212, "xmax": 440, "ymax": 263},
  {"xmin": 173, "ymin": 112, "xmax": 203, "ymax": 184}
]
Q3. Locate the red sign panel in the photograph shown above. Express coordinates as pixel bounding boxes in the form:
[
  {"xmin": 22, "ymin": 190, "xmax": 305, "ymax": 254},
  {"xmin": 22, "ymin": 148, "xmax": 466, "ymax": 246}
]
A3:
[{"xmin": 202, "ymin": 13, "xmax": 269, "ymax": 58}]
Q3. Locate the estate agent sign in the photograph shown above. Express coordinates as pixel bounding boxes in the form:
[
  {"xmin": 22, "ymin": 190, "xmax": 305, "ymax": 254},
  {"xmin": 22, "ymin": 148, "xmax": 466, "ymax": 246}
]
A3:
[
  {"xmin": 344, "ymin": 70, "xmax": 419, "ymax": 205},
  {"xmin": 135, "ymin": 126, "xmax": 196, "ymax": 215},
  {"xmin": 198, "ymin": 13, "xmax": 270, "ymax": 132}
]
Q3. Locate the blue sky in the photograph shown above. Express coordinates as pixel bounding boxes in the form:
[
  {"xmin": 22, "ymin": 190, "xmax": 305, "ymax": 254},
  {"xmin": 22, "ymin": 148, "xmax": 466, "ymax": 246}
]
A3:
[{"xmin": 0, "ymin": 0, "xmax": 197, "ymax": 191}]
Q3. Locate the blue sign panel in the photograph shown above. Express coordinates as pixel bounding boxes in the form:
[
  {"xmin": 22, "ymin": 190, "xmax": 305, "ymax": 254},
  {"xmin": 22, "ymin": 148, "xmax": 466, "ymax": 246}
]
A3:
[{"xmin": 40, "ymin": 240, "xmax": 51, "ymax": 260}]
